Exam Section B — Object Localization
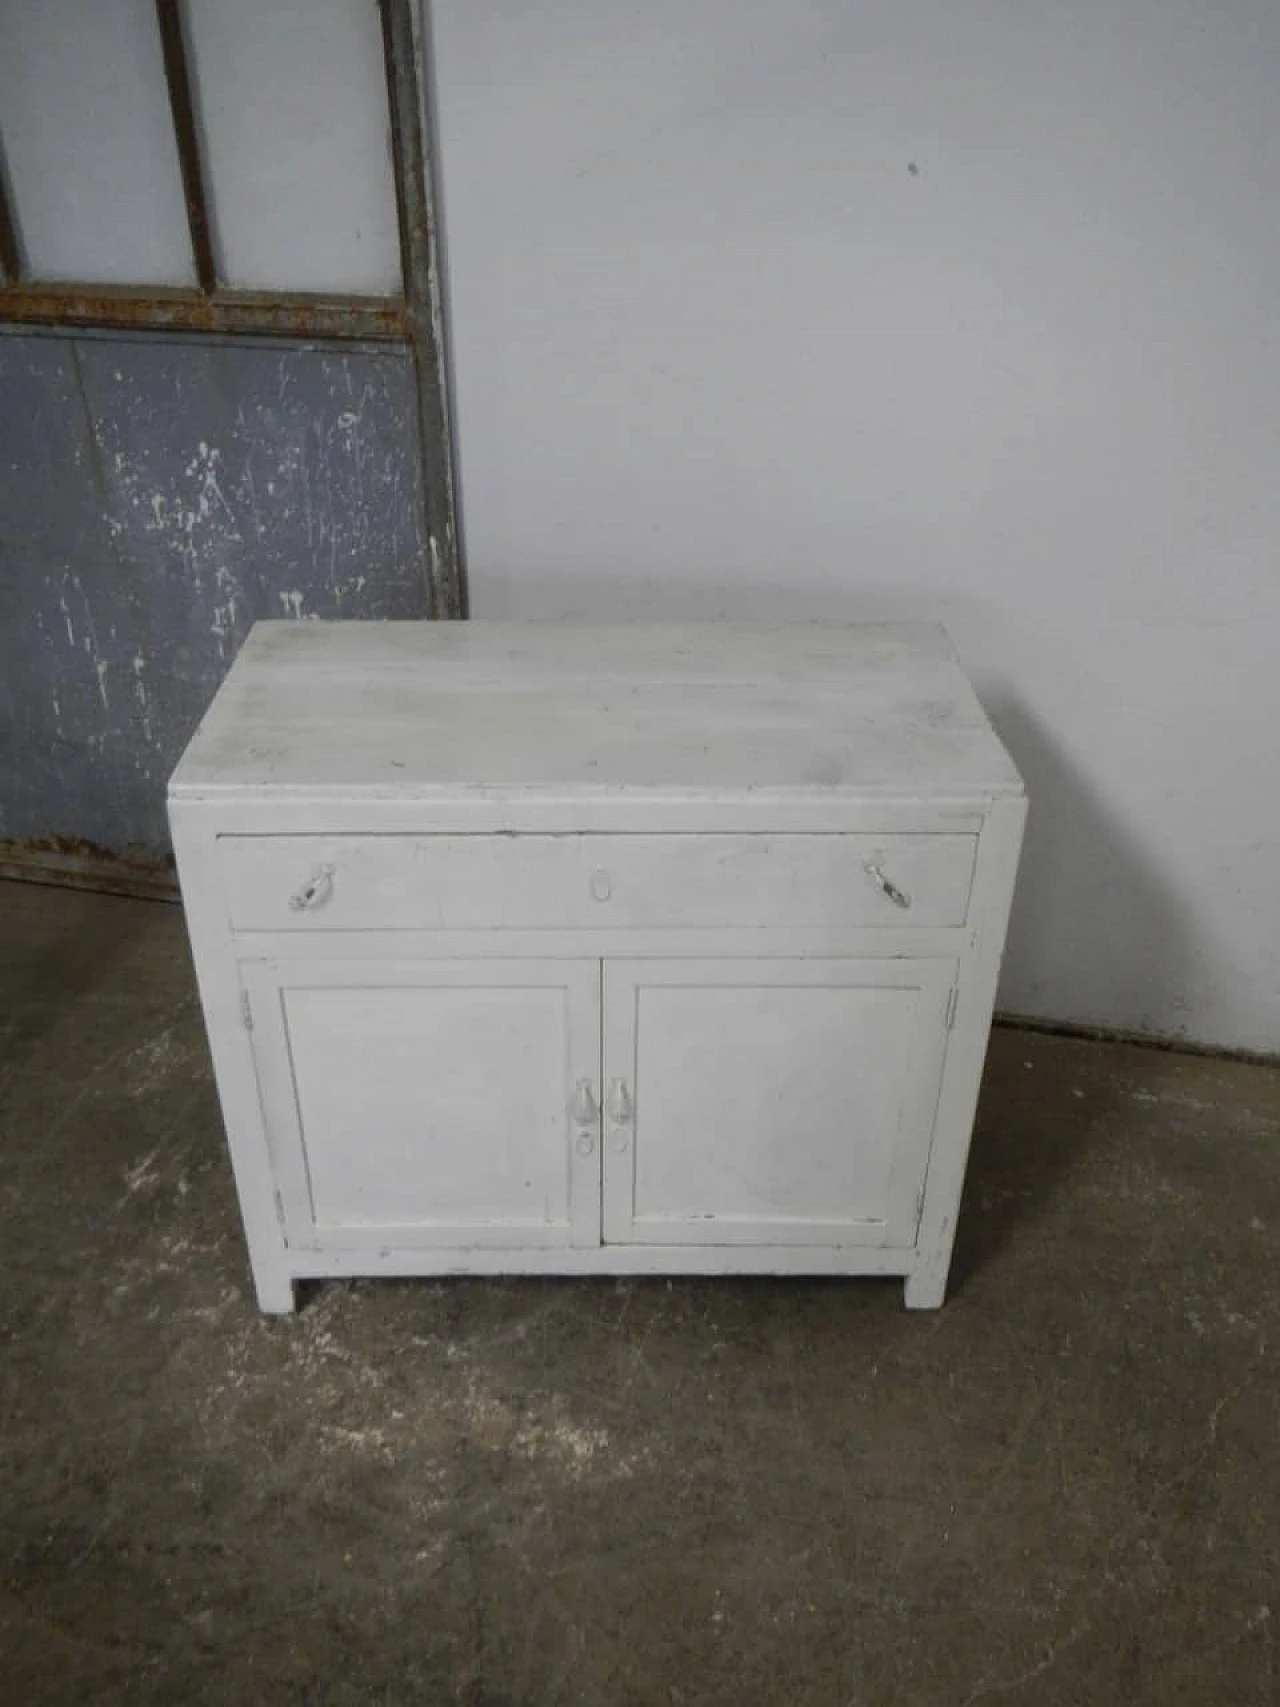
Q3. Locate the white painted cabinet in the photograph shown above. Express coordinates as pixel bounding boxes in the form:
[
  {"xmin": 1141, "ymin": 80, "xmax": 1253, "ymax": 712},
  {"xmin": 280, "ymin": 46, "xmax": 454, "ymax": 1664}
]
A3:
[{"xmin": 169, "ymin": 621, "xmax": 1025, "ymax": 1312}]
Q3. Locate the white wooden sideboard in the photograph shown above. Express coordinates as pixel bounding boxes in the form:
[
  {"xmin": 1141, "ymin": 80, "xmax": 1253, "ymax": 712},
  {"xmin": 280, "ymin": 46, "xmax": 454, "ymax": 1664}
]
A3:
[{"xmin": 169, "ymin": 621, "xmax": 1025, "ymax": 1313}]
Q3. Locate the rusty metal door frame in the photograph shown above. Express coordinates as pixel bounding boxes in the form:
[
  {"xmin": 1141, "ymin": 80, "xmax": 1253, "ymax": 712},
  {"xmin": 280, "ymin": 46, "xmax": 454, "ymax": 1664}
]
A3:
[
  {"xmin": 0, "ymin": 0, "xmax": 465, "ymax": 899},
  {"xmin": 383, "ymin": 0, "xmax": 464, "ymax": 621}
]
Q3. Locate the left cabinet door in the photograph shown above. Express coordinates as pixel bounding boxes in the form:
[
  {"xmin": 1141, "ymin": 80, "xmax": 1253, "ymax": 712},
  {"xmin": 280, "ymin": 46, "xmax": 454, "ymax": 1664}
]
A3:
[{"xmin": 240, "ymin": 959, "xmax": 602, "ymax": 1251}]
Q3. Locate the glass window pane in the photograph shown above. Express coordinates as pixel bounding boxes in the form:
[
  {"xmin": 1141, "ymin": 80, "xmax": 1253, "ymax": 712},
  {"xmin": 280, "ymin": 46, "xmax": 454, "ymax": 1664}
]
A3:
[
  {"xmin": 0, "ymin": 0, "xmax": 195, "ymax": 287},
  {"xmin": 186, "ymin": 0, "xmax": 402, "ymax": 296}
]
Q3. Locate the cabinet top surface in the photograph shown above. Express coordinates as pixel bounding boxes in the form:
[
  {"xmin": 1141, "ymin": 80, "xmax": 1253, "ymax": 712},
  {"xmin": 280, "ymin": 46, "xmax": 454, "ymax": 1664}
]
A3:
[{"xmin": 169, "ymin": 620, "xmax": 1023, "ymax": 803}]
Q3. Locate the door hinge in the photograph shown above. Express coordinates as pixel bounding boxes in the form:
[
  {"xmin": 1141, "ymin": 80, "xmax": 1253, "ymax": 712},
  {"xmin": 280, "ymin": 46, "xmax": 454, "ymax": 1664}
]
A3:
[
  {"xmin": 945, "ymin": 984, "xmax": 958, "ymax": 1032},
  {"xmin": 273, "ymin": 1189, "xmax": 286, "ymax": 1230},
  {"xmin": 240, "ymin": 988, "xmax": 254, "ymax": 1031}
]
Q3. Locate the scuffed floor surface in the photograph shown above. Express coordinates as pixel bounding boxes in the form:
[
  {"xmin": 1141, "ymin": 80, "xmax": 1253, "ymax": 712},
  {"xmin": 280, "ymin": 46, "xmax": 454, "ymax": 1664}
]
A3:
[{"xmin": 0, "ymin": 883, "xmax": 1277, "ymax": 1706}]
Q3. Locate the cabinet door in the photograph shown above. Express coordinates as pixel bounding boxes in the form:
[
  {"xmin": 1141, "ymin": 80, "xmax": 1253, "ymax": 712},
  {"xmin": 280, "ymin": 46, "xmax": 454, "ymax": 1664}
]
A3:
[
  {"xmin": 242, "ymin": 959, "xmax": 601, "ymax": 1250},
  {"xmin": 602, "ymin": 959, "xmax": 955, "ymax": 1249}
]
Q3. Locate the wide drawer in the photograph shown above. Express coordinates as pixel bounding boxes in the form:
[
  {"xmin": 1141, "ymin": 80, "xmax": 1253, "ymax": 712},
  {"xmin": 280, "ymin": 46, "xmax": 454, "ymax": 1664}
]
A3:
[{"xmin": 219, "ymin": 833, "xmax": 976, "ymax": 932}]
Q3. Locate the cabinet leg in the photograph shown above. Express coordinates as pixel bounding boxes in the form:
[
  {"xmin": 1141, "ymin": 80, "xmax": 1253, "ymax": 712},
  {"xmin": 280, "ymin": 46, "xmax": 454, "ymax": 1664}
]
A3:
[
  {"xmin": 904, "ymin": 1270, "xmax": 947, "ymax": 1310},
  {"xmin": 250, "ymin": 1263, "xmax": 297, "ymax": 1315}
]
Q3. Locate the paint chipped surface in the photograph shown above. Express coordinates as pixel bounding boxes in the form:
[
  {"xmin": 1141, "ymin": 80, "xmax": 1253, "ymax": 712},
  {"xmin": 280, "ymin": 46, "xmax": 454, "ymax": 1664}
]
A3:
[{"xmin": 0, "ymin": 333, "xmax": 427, "ymax": 855}]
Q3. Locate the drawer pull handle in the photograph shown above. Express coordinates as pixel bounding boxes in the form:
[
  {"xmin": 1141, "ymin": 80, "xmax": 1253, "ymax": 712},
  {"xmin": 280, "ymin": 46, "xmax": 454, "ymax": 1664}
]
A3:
[
  {"xmin": 288, "ymin": 864, "xmax": 335, "ymax": 912},
  {"xmin": 569, "ymin": 1079, "xmax": 599, "ymax": 1127},
  {"xmin": 865, "ymin": 861, "xmax": 912, "ymax": 909},
  {"xmin": 606, "ymin": 1079, "xmax": 633, "ymax": 1124}
]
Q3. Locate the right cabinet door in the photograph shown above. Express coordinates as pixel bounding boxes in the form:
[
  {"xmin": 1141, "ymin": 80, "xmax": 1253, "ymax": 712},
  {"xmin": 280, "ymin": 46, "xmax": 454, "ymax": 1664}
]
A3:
[{"xmin": 601, "ymin": 958, "xmax": 956, "ymax": 1249}]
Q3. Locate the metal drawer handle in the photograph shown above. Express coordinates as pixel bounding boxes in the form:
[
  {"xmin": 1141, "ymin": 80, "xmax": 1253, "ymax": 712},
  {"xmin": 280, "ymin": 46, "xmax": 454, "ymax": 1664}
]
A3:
[
  {"xmin": 288, "ymin": 864, "xmax": 335, "ymax": 912},
  {"xmin": 865, "ymin": 861, "xmax": 912, "ymax": 909}
]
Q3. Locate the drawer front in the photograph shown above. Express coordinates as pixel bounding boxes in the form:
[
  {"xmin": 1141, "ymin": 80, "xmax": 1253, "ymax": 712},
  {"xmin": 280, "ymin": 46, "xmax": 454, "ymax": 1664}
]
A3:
[{"xmin": 219, "ymin": 833, "xmax": 976, "ymax": 933}]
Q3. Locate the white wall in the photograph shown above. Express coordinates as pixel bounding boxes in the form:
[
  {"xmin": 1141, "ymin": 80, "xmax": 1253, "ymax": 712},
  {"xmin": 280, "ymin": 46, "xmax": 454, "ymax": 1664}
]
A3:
[{"xmin": 429, "ymin": 0, "xmax": 1280, "ymax": 1054}]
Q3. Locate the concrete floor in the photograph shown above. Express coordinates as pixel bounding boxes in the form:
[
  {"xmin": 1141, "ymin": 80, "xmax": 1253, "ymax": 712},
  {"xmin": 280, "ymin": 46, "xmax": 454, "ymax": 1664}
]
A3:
[{"xmin": 0, "ymin": 883, "xmax": 1276, "ymax": 1707}]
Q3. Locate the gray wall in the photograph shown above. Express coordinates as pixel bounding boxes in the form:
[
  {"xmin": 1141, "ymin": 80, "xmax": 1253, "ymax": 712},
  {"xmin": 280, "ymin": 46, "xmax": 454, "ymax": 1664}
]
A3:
[
  {"xmin": 431, "ymin": 0, "xmax": 1280, "ymax": 1053},
  {"xmin": 0, "ymin": 329, "xmax": 428, "ymax": 855}
]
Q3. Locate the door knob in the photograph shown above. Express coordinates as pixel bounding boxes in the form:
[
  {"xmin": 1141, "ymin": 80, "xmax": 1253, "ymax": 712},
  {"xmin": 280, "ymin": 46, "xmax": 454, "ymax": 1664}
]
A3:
[
  {"xmin": 606, "ymin": 1078, "xmax": 633, "ymax": 1123},
  {"xmin": 569, "ymin": 1079, "xmax": 599, "ymax": 1126}
]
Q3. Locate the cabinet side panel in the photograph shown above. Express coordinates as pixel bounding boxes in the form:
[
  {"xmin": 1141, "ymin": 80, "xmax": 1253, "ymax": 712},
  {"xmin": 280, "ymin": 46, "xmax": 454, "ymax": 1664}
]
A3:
[
  {"xmin": 168, "ymin": 800, "xmax": 295, "ymax": 1312},
  {"xmin": 907, "ymin": 795, "xmax": 1028, "ymax": 1308}
]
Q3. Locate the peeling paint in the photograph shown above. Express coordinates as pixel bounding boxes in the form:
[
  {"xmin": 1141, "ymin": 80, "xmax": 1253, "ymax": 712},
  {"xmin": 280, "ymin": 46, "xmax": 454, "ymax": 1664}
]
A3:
[
  {"xmin": 2, "ymin": 334, "xmax": 428, "ymax": 854},
  {"xmin": 132, "ymin": 653, "xmax": 153, "ymax": 743}
]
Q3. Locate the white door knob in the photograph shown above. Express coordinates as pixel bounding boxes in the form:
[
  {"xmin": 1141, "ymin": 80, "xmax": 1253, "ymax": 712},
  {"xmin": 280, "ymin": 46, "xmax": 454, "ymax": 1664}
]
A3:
[
  {"xmin": 569, "ymin": 1079, "xmax": 598, "ymax": 1126},
  {"xmin": 606, "ymin": 1079, "xmax": 633, "ymax": 1123},
  {"xmin": 571, "ymin": 1081, "xmax": 598, "ymax": 1157},
  {"xmin": 590, "ymin": 868, "xmax": 612, "ymax": 902}
]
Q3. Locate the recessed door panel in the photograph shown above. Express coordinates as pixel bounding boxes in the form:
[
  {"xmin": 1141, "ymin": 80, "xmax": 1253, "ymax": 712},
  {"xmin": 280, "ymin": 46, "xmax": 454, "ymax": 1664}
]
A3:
[
  {"xmin": 243, "ymin": 958, "xmax": 600, "ymax": 1249},
  {"xmin": 603, "ymin": 959, "xmax": 954, "ymax": 1247}
]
